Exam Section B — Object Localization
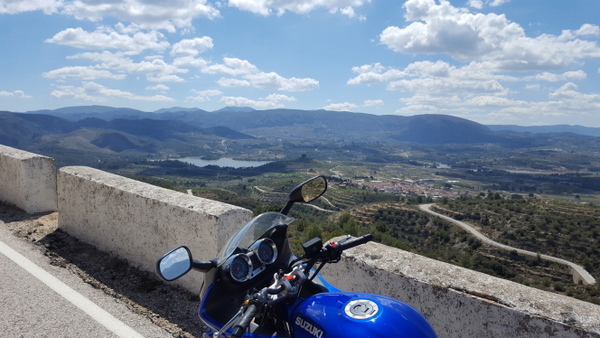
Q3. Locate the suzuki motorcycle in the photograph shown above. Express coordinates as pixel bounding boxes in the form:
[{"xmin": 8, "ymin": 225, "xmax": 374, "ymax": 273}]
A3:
[{"xmin": 156, "ymin": 175, "xmax": 437, "ymax": 338}]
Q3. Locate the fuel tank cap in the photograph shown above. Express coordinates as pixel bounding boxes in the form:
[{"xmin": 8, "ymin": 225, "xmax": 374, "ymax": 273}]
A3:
[{"xmin": 344, "ymin": 299, "xmax": 379, "ymax": 319}]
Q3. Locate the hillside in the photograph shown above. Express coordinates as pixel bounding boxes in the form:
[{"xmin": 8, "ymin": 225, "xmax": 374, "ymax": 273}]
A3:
[
  {"xmin": 3, "ymin": 107, "xmax": 599, "ymax": 171},
  {"xmin": 487, "ymin": 124, "xmax": 600, "ymax": 137},
  {"xmin": 0, "ymin": 111, "xmax": 258, "ymax": 166},
  {"xmin": 24, "ymin": 107, "xmax": 505, "ymax": 144}
]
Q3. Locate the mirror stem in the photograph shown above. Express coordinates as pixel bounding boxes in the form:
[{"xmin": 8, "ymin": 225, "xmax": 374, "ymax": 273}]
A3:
[
  {"xmin": 192, "ymin": 260, "xmax": 216, "ymax": 272},
  {"xmin": 280, "ymin": 202, "xmax": 294, "ymax": 215}
]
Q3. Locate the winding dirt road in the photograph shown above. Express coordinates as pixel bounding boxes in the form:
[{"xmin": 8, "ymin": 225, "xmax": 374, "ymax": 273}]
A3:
[{"xmin": 419, "ymin": 203, "xmax": 596, "ymax": 285}]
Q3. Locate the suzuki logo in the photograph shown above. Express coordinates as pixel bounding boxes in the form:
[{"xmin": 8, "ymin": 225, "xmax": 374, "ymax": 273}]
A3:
[{"xmin": 295, "ymin": 316, "xmax": 324, "ymax": 338}]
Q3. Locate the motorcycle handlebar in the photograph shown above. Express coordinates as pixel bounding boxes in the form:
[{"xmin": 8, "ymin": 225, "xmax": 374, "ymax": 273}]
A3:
[
  {"xmin": 312, "ymin": 233, "xmax": 373, "ymax": 265},
  {"xmin": 337, "ymin": 234, "xmax": 373, "ymax": 251},
  {"xmin": 231, "ymin": 304, "xmax": 258, "ymax": 338}
]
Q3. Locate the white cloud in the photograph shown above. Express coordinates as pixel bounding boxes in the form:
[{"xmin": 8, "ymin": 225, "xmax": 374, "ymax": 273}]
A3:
[
  {"xmin": 0, "ymin": 0, "xmax": 62, "ymax": 14},
  {"xmin": 264, "ymin": 93, "xmax": 296, "ymax": 102},
  {"xmin": 46, "ymin": 26, "xmax": 169, "ymax": 54},
  {"xmin": 575, "ymin": 24, "xmax": 600, "ymax": 37},
  {"xmin": 465, "ymin": 95, "xmax": 524, "ymax": 107},
  {"xmin": 203, "ymin": 57, "xmax": 259, "ymax": 76},
  {"xmin": 330, "ymin": 6, "xmax": 366, "ymax": 20},
  {"xmin": 221, "ymin": 93, "xmax": 296, "ymax": 109},
  {"xmin": 146, "ymin": 84, "xmax": 170, "ymax": 91},
  {"xmin": 173, "ymin": 56, "xmax": 210, "ymax": 68},
  {"xmin": 363, "ymin": 99, "xmax": 384, "ymax": 107},
  {"xmin": 322, "ymin": 102, "xmax": 358, "ymax": 111},
  {"xmin": 68, "ymin": 51, "xmax": 188, "ymax": 82},
  {"xmin": 217, "ymin": 78, "xmax": 252, "ymax": 87},
  {"xmin": 206, "ymin": 57, "xmax": 319, "ymax": 91},
  {"xmin": 321, "ymin": 99, "xmax": 383, "ymax": 111},
  {"xmin": 348, "ymin": 63, "xmax": 404, "ymax": 85},
  {"xmin": 467, "ymin": 0, "xmax": 483, "ymax": 9},
  {"xmin": 170, "ymin": 37, "xmax": 214, "ymax": 56},
  {"xmin": 0, "ymin": 90, "xmax": 32, "ymax": 98},
  {"xmin": 380, "ymin": 0, "xmax": 600, "ymax": 70},
  {"xmin": 147, "ymin": 74, "xmax": 186, "ymax": 83},
  {"xmin": 43, "ymin": 66, "xmax": 126, "ymax": 80},
  {"xmin": 227, "ymin": 0, "xmax": 370, "ymax": 16},
  {"xmin": 350, "ymin": 60, "xmax": 511, "ymax": 98},
  {"xmin": 50, "ymin": 82, "xmax": 175, "ymax": 102},
  {"xmin": 489, "ymin": 0, "xmax": 510, "ymax": 6},
  {"xmin": 524, "ymin": 70, "xmax": 587, "ymax": 82},
  {"xmin": 340, "ymin": 1, "xmax": 600, "ymax": 125},
  {"xmin": 245, "ymin": 72, "xmax": 319, "ymax": 91},
  {"xmin": 187, "ymin": 89, "xmax": 223, "ymax": 102},
  {"xmin": 62, "ymin": 0, "xmax": 220, "ymax": 32}
]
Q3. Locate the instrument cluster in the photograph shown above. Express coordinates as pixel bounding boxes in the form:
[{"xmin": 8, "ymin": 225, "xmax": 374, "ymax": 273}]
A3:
[{"xmin": 225, "ymin": 238, "xmax": 278, "ymax": 283}]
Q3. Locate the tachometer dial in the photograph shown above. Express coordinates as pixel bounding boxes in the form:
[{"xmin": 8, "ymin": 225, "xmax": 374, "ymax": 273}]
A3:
[
  {"xmin": 227, "ymin": 254, "xmax": 252, "ymax": 283},
  {"xmin": 251, "ymin": 238, "xmax": 278, "ymax": 265}
]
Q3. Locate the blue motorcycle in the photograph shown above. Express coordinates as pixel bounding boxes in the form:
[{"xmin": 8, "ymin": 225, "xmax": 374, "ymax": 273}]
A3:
[{"xmin": 156, "ymin": 175, "xmax": 437, "ymax": 338}]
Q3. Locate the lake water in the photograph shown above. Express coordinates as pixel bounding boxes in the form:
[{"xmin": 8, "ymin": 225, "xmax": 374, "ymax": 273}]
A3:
[{"xmin": 178, "ymin": 157, "xmax": 272, "ymax": 168}]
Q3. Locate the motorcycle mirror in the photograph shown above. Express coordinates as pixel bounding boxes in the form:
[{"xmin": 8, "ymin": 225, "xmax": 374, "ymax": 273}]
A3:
[
  {"xmin": 156, "ymin": 246, "xmax": 193, "ymax": 281},
  {"xmin": 281, "ymin": 175, "xmax": 327, "ymax": 215}
]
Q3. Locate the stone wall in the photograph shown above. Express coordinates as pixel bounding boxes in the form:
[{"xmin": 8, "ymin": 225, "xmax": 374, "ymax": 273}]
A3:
[
  {"xmin": 0, "ymin": 145, "xmax": 57, "ymax": 213},
  {"xmin": 57, "ymin": 166, "xmax": 253, "ymax": 292},
  {"xmin": 322, "ymin": 239, "xmax": 600, "ymax": 337}
]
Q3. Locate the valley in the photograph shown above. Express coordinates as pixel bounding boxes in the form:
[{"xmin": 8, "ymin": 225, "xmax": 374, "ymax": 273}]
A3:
[{"xmin": 1, "ymin": 106, "xmax": 599, "ymax": 303}]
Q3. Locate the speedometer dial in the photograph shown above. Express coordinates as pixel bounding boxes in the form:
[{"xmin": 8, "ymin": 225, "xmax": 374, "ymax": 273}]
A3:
[
  {"xmin": 251, "ymin": 238, "xmax": 278, "ymax": 264},
  {"xmin": 227, "ymin": 254, "xmax": 252, "ymax": 283}
]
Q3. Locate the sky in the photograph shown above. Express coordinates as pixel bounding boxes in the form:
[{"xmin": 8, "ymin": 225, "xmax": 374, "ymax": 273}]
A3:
[{"xmin": 1, "ymin": 0, "xmax": 600, "ymax": 127}]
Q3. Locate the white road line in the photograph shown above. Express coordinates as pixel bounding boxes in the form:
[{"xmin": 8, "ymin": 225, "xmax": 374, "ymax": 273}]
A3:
[{"xmin": 0, "ymin": 239, "xmax": 145, "ymax": 338}]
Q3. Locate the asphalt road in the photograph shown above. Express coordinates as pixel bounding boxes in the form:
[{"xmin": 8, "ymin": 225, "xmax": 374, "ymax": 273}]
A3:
[{"xmin": 0, "ymin": 220, "xmax": 171, "ymax": 338}]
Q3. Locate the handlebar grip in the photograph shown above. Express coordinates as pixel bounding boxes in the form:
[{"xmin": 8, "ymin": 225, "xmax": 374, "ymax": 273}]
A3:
[
  {"xmin": 337, "ymin": 234, "xmax": 373, "ymax": 251},
  {"xmin": 231, "ymin": 304, "xmax": 258, "ymax": 338}
]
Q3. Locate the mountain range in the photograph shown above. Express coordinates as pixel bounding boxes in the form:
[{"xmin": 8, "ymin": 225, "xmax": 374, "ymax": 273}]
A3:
[{"xmin": 1, "ymin": 106, "xmax": 599, "ymax": 163}]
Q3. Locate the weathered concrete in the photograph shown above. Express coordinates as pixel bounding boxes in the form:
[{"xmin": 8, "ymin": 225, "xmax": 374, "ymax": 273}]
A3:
[
  {"xmin": 321, "ymin": 239, "xmax": 600, "ymax": 338},
  {"xmin": 57, "ymin": 166, "xmax": 253, "ymax": 292},
  {"xmin": 0, "ymin": 145, "xmax": 57, "ymax": 213}
]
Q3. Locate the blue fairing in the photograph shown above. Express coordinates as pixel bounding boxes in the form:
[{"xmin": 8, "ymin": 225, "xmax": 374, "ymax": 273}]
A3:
[
  {"xmin": 311, "ymin": 271, "xmax": 341, "ymax": 292},
  {"xmin": 291, "ymin": 292, "xmax": 437, "ymax": 338}
]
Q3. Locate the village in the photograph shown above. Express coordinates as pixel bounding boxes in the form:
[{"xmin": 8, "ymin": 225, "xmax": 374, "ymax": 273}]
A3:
[{"xmin": 334, "ymin": 176, "xmax": 467, "ymax": 200}]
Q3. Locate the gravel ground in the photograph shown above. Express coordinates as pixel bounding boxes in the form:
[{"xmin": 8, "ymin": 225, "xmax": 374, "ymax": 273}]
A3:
[{"xmin": 0, "ymin": 202, "xmax": 207, "ymax": 338}]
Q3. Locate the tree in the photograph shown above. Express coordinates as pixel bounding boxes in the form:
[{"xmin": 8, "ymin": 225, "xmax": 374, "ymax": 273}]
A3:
[{"xmin": 305, "ymin": 224, "xmax": 323, "ymax": 241}]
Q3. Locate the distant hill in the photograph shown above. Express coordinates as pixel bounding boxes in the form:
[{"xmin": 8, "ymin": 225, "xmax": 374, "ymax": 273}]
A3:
[
  {"xmin": 147, "ymin": 108, "xmax": 500, "ymax": 144},
  {"xmin": 0, "ymin": 111, "xmax": 254, "ymax": 155},
  {"xmin": 26, "ymin": 106, "xmax": 151, "ymax": 121},
  {"xmin": 212, "ymin": 106, "xmax": 255, "ymax": 113},
  {"xmin": 153, "ymin": 107, "xmax": 199, "ymax": 114},
  {"xmin": 10, "ymin": 106, "xmax": 600, "ymax": 147},
  {"xmin": 76, "ymin": 118, "xmax": 203, "ymax": 141},
  {"xmin": 91, "ymin": 132, "xmax": 145, "ymax": 152},
  {"xmin": 487, "ymin": 125, "xmax": 600, "ymax": 137}
]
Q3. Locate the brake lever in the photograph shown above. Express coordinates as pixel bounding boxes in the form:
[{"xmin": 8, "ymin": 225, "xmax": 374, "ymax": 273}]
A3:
[{"xmin": 213, "ymin": 307, "xmax": 244, "ymax": 338}]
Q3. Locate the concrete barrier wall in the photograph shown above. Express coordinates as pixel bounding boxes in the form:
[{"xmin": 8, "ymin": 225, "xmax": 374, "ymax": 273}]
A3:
[
  {"xmin": 0, "ymin": 145, "xmax": 57, "ymax": 213},
  {"xmin": 321, "ymin": 240, "xmax": 600, "ymax": 337},
  {"xmin": 57, "ymin": 166, "xmax": 253, "ymax": 291}
]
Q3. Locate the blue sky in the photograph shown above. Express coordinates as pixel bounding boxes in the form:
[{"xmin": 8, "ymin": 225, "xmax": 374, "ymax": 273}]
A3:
[{"xmin": 1, "ymin": 0, "xmax": 599, "ymax": 127}]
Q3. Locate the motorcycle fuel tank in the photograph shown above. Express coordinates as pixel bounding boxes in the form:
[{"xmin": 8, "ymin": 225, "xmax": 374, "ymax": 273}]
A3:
[{"xmin": 290, "ymin": 292, "xmax": 436, "ymax": 338}]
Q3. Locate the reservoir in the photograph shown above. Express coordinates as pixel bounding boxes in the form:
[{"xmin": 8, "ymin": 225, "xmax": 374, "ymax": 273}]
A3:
[{"xmin": 178, "ymin": 157, "xmax": 272, "ymax": 168}]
